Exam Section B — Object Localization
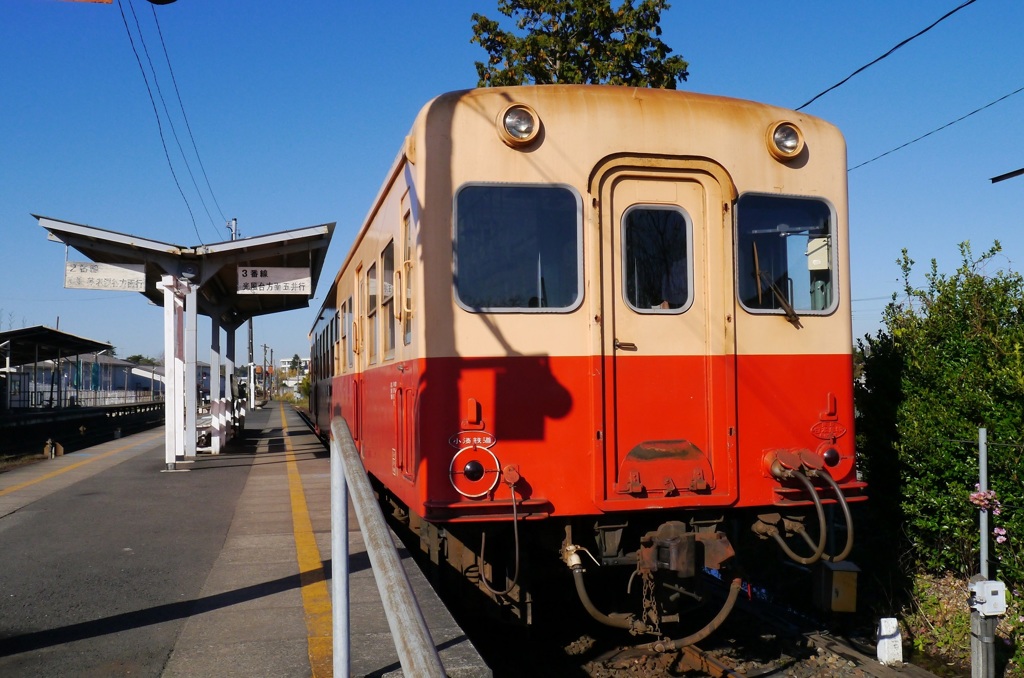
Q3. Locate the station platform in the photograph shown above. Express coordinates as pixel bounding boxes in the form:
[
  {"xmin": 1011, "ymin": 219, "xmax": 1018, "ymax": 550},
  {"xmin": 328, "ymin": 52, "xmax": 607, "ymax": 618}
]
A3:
[{"xmin": 0, "ymin": 400, "xmax": 491, "ymax": 677}]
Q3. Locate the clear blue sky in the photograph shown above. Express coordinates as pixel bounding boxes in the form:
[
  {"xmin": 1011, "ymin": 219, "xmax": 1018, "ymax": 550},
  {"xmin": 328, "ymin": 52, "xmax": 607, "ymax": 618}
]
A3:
[{"xmin": 3, "ymin": 0, "xmax": 1023, "ymax": 363}]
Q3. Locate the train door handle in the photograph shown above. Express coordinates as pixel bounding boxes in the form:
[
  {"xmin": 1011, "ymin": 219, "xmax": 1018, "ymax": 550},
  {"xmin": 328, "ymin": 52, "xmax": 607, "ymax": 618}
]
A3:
[{"xmin": 614, "ymin": 339, "xmax": 638, "ymax": 351}]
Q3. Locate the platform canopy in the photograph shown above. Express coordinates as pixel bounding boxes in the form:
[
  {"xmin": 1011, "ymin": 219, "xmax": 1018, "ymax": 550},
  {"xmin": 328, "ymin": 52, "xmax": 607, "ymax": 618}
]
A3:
[
  {"xmin": 0, "ymin": 326, "xmax": 111, "ymax": 367},
  {"xmin": 36, "ymin": 216, "xmax": 336, "ymax": 329}
]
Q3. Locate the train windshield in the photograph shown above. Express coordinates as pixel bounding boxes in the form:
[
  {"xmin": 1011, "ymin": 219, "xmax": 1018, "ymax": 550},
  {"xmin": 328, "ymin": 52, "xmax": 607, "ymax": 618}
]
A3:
[
  {"xmin": 736, "ymin": 194, "xmax": 836, "ymax": 316},
  {"xmin": 454, "ymin": 184, "xmax": 582, "ymax": 312}
]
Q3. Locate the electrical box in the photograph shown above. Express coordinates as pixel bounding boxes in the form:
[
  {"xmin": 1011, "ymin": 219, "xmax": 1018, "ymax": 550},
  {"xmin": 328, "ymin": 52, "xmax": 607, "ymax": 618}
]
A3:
[
  {"xmin": 814, "ymin": 560, "xmax": 859, "ymax": 613},
  {"xmin": 806, "ymin": 237, "xmax": 830, "ymax": 271},
  {"xmin": 969, "ymin": 580, "xmax": 1007, "ymax": 617}
]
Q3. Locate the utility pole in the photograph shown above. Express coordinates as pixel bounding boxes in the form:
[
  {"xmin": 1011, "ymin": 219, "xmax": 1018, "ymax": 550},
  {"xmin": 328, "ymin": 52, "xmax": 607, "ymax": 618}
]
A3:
[{"xmin": 969, "ymin": 428, "xmax": 1006, "ymax": 678}]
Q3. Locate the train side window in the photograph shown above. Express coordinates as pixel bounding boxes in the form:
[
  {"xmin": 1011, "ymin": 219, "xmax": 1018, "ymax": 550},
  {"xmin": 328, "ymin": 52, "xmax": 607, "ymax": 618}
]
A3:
[
  {"xmin": 344, "ymin": 296, "xmax": 354, "ymax": 370},
  {"xmin": 736, "ymin": 194, "xmax": 836, "ymax": 315},
  {"xmin": 454, "ymin": 184, "xmax": 582, "ymax": 312},
  {"xmin": 367, "ymin": 263, "xmax": 378, "ymax": 364},
  {"xmin": 382, "ymin": 240, "xmax": 396, "ymax": 360},
  {"xmin": 335, "ymin": 311, "xmax": 344, "ymax": 374},
  {"xmin": 622, "ymin": 205, "xmax": 692, "ymax": 313},
  {"xmin": 402, "ymin": 209, "xmax": 413, "ymax": 345},
  {"xmin": 340, "ymin": 301, "xmax": 348, "ymax": 374}
]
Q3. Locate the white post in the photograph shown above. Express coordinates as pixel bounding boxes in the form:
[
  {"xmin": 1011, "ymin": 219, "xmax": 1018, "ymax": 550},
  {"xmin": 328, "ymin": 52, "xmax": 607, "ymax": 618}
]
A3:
[
  {"xmin": 210, "ymin": 316, "xmax": 222, "ymax": 454},
  {"xmin": 173, "ymin": 283, "xmax": 186, "ymax": 463},
  {"xmin": 161, "ymin": 275, "xmax": 180, "ymax": 470},
  {"xmin": 248, "ymin": 362, "xmax": 256, "ymax": 411},
  {"xmin": 877, "ymin": 617, "xmax": 903, "ymax": 665},
  {"xmin": 225, "ymin": 328, "xmax": 236, "ymax": 441},
  {"xmin": 184, "ymin": 285, "xmax": 198, "ymax": 458}
]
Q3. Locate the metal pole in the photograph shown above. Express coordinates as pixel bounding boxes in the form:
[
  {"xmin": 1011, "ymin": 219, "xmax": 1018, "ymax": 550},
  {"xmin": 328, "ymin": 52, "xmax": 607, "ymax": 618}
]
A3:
[
  {"xmin": 330, "ymin": 418, "xmax": 444, "ymax": 678},
  {"xmin": 331, "ymin": 423, "xmax": 350, "ymax": 677},
  {"xmin": 979, "ymin": 428, "xmax": 988, "ymax": 580},
  {"xmin": 972, "ymin": 428, "xmax": 995, "ymax": 678}
]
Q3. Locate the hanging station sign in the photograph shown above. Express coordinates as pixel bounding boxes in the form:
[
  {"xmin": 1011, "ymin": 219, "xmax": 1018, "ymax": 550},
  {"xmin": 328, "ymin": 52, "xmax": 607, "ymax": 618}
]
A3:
[
  {"xmin": 237, "ymin": 266, "xmax": 311, "ymax": 295},
  {"xmin": 64, "ymin": 262, "xmax": 146, "ymax": 291}
]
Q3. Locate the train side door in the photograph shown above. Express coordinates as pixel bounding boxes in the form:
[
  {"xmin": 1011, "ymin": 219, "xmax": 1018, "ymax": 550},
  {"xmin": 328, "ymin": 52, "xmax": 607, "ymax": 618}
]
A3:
[{"xmin": 597, "ymin": 166, "xmax": 737, "ymax": 508}]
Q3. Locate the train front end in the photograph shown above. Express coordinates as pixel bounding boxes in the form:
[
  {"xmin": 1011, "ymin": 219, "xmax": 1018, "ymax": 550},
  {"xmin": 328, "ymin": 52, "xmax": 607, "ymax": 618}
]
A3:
[{"xmin": 375, "ymin": 85, "xmax": 865, "ymax": 635}]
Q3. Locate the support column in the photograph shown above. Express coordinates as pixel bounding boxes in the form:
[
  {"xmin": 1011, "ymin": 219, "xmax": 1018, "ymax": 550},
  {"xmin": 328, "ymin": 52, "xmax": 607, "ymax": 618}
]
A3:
[
  {"xmin": 225, "ymin": 324, "xmax": 239, "ymax": 438},
  {"xmin": 184, "ymin": 285, "xmax": 198, "ymax": 458},
  {"xmin": 210, "ymin": 316, "xmax": 222, "ymax": 454},
  {"xmin": 160, "ymin": 275, "xmax": 184, "ymax": 470}
]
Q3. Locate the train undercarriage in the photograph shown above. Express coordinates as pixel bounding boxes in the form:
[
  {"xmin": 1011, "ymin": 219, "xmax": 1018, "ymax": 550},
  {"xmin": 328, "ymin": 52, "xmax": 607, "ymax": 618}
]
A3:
[{"xmin": 374, "ymin": 477, "xmax": 857, "ymax": 649}]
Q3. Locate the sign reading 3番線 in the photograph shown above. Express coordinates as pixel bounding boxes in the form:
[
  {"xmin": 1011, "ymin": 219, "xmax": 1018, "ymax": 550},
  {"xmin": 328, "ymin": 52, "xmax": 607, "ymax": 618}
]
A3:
[{"xmin": 237, "ymin": 267, "xmax": 311, "ymax": 294}]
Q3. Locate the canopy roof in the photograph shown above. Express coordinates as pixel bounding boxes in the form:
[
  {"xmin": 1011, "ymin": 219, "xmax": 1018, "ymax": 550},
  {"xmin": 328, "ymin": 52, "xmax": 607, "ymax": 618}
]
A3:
[
  {"xmin": 0, "ymin": 326, "xmax": 111, "ymax": 367},
  {"xmin": 36, "ymin": 216, "xmax": 336, "ymax": 329}
]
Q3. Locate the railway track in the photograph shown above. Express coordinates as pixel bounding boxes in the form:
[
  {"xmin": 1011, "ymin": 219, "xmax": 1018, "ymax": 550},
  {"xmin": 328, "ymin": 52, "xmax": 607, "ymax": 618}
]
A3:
[{"xmin": 584, "ymin": 630, "xmax": 941, "ymax": 677}]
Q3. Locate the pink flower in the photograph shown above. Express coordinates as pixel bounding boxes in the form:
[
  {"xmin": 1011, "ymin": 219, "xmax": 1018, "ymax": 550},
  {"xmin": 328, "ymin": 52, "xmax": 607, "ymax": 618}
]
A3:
[{"xmin": 970, "ymin": 489, "xmax": 1002, "ymax": 513}]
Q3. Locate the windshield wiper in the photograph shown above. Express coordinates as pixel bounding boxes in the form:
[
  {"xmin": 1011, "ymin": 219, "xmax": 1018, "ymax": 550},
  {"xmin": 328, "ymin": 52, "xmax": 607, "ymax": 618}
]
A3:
[{"xmin": 752, "ymin": 243, "xmax": 803, "ymax": 329}]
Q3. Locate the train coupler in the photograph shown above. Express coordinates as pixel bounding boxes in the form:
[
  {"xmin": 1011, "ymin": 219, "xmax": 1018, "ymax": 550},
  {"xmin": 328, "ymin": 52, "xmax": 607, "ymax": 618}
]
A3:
[{"xmin": 638, "ymin": 521, "xmax": 735, "ymax": 575}]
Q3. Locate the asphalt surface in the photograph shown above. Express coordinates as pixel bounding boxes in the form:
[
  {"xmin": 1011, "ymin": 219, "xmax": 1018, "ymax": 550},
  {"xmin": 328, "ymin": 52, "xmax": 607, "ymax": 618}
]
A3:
[
  {"xmin": 0, "ymin": 401, "xmax": 491, "ymax": 677},
  {"xmin": 0, "ymin": 427, "xmax": 252, "ymax": 676}
]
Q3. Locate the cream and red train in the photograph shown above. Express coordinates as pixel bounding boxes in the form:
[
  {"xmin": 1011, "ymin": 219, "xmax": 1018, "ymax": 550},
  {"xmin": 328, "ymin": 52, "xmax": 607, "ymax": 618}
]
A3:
[{"xmin": 311, "ymin": 85, "xmax": 865, "ymax": 644}]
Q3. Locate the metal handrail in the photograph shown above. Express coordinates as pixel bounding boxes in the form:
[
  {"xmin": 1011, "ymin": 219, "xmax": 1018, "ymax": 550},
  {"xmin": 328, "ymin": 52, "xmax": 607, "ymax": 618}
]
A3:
[{"xmin": 330, "ymin": 417, "xmax": 445, "ymax": 678}]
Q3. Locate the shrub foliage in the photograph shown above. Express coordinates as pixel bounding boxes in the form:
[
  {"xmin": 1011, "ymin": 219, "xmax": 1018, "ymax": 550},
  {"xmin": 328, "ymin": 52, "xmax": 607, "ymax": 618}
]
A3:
[{"xmin": 858, "ymin": 242, "xmax": 1024, "ymax": 587}]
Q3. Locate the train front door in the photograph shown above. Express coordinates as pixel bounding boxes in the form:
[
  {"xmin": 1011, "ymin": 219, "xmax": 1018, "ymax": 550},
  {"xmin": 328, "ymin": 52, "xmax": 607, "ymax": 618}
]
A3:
[{"xmin": 596, "ymin": 163, "xmax": 737, "ymax": 508}]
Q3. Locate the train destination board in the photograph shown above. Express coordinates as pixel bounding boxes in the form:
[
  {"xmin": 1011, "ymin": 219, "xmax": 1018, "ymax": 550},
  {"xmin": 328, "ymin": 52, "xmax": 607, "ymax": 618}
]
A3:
[
  {"xmin": 64, "ymin": 262, "xmax": 146, "ymax": 291},
  {"xmin": 237, "ymin": 266, "xmax": 311, "ymax": 294}
]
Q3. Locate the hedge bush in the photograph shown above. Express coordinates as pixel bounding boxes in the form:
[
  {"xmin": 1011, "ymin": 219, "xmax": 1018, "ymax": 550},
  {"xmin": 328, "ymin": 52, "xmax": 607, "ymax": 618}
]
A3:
[{"xmin": 858, "ymin": 241, "xmax": 1024, "ymax": 591}]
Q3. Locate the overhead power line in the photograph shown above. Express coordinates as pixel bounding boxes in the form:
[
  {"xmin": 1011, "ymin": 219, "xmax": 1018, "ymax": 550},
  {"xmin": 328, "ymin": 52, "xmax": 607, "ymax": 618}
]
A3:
[
  {"xmin": 796, "ymin": 0, "xmax": 980, "ymax": 111},
  {"xmin": 848, "ymin": 84, "xmax": 1024, "ymax": 172},
  {"xmin": 118, "ymin": 0, "xmax": 203, "ymax": 244},
  {"xmin": 150, "ymin": 4, "xmax": 227, "ymax": 226},
  {"xmin": 126, "ymin": 0, "xmax": 222, "ymax": 242}
]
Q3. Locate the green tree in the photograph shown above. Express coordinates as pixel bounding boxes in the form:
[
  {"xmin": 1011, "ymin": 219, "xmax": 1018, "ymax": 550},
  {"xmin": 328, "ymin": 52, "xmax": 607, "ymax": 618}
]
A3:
[
  {"xmin": 125, "ymin": 354, "xmax": 159, "ymax": 366},
  {"xmin": 858, "ymin": 242, "xmax": 1024, "ymax": 585},
  {"xmin": 471, "ymin": 0, "xmax": 688, "ymax": 88},
  {"xmin": 290, "ymin": 353, "xmax": 302, "ymax": 376}
]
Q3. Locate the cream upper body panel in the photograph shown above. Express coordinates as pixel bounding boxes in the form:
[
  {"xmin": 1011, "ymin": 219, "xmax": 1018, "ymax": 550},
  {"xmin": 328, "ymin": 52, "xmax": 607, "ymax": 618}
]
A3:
[{"xmin": 339, "ymin": 85, "xmax": 850, "ymax": 361}]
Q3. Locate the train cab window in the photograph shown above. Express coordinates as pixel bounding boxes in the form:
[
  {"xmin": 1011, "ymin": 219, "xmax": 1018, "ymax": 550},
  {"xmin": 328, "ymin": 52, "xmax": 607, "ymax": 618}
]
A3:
[
  {"xmin": 454, "ymin": 184, "xmax": 582, "ymax": 312},
  {"xmin": 736, "ymin": 194, "xmax": 836, "ymax": 316},
  {"xmin": 367, "ymin": 263, "xmax": 378, "ymax": 364},
  {"xmin": 382, "ymin": 240, "xmax": 396, "ymax": 360},
  {"xmin": 622, "ymin": 206, "xmax": 692, "ymax": 313}
]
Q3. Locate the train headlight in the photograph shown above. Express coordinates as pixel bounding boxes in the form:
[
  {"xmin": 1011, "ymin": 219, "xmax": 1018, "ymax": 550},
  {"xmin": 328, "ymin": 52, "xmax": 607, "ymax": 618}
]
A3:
[
  {"xmin": 449, "ymin": 446, "xmax": 501, "ymax": 498},
  {"xmin": 463, "ymin": 459, "xmax": 485, "ymax": 482},
  {"xmin": 766, "ymin": 121, "xmax": 804, "ymax": 161},
  {"xmin": 822, "ymin": 447, "xmax": 841, "ymax": 468},
  {"xmin": 497, "ymin": 103, "xmax": 541, "ymax": 147}
]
